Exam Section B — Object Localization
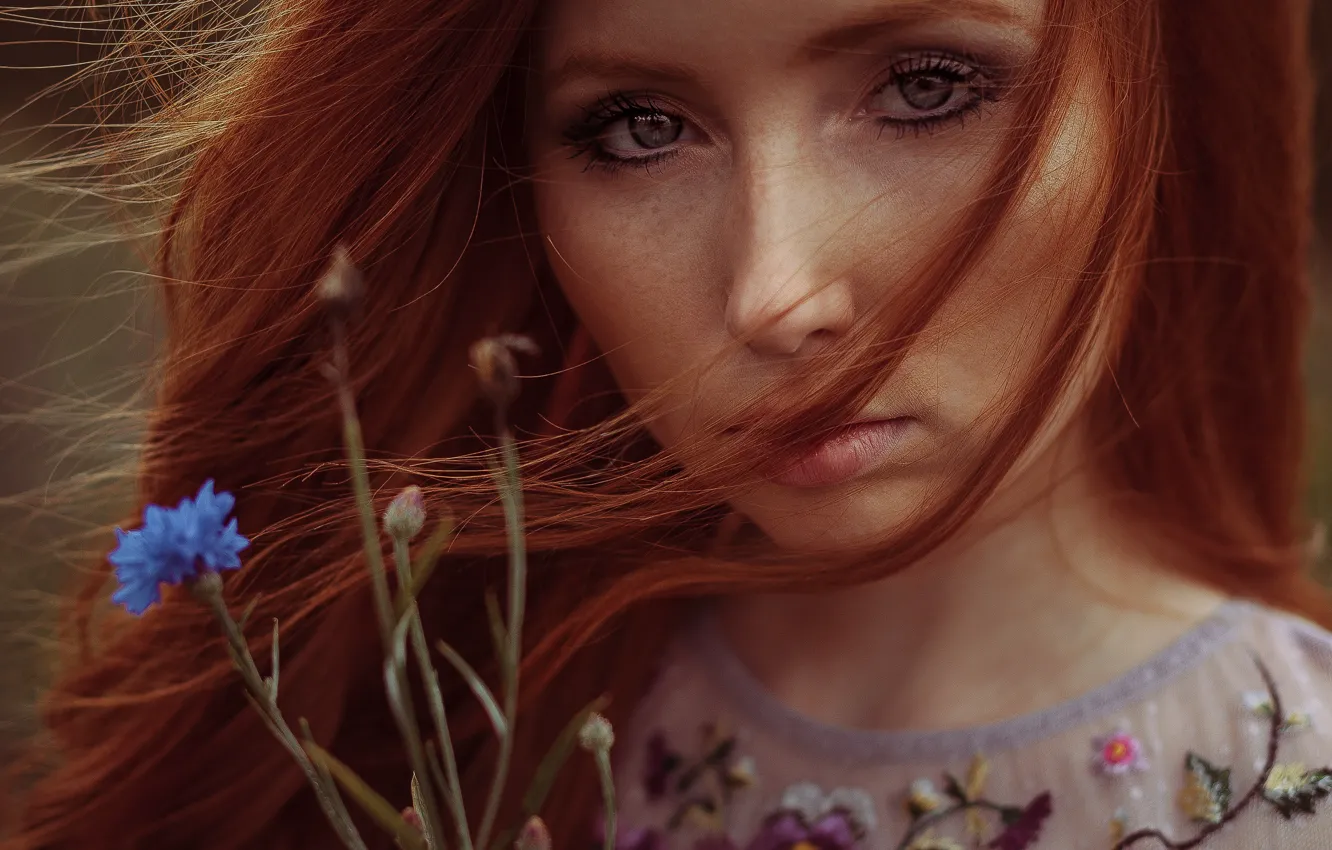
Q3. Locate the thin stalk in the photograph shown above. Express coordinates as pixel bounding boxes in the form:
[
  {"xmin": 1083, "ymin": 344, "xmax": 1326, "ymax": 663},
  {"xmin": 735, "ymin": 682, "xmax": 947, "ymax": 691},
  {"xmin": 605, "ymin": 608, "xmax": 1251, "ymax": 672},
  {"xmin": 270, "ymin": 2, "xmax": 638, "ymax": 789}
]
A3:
[
  {"xmin": 474, "ymin": 407, "xmax": 526, "ymax": 850},
  {"xmin": 327, "ymin": 318, "xmax": 395, "ymax": 652},
  {"xmin": 204, "ymin": 593, "xmax": 368, "ymax": 850},
  {"xmin": 384, "ymin": 616, "xmax": 448, "ymax": 850},
  {"xmin": 395, "ymin": 535, "xmax": 473, "ymax": 850},
  {"xmin": 594, "ymin": 749, "xmax": 617, "ymax": 850}
]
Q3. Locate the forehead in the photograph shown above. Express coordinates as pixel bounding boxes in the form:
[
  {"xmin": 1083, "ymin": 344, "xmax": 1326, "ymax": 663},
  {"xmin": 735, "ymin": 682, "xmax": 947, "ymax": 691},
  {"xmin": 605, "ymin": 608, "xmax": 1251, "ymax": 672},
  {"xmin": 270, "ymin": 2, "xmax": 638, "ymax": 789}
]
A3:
[{"xmin": 535, "ymin": 0, "xmax": 1046, "ymax": 75}]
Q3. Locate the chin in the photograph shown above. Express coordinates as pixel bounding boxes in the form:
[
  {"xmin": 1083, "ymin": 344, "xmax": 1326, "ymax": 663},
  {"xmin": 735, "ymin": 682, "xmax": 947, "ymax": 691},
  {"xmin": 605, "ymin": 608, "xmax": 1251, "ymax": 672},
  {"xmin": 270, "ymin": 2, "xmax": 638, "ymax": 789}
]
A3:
[{"xmin": 732, "ymin": 475, "xmax": 933, "ymax": 554}]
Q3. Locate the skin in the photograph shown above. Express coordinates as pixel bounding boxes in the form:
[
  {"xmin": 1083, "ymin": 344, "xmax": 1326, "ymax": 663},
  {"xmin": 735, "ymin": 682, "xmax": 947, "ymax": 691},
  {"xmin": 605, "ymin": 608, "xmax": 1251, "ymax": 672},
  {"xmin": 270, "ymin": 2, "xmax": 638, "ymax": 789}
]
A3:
[{"xmin": 525, "ymin": 0, "xmax": 1227, "ymax": 731}]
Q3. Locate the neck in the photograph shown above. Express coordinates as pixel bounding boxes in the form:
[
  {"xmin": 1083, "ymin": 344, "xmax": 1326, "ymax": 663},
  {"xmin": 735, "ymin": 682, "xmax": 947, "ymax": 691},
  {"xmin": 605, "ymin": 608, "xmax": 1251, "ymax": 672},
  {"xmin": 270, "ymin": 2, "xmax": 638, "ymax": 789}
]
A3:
[{"xmin": 716, "ymin": 455, "xmax": 1229, "ymax": 732}]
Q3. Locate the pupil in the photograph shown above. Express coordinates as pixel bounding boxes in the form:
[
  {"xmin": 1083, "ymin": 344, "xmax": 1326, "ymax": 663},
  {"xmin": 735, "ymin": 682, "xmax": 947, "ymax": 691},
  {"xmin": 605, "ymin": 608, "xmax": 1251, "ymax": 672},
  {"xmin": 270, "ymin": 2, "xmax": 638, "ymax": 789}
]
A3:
[
  {"xmin": 629, "ymin": 113, "xmax": 681, "ymax": 149},
  {"xmin": 901, "ymin": 76, "xmax": 955, "ymax": 110}
]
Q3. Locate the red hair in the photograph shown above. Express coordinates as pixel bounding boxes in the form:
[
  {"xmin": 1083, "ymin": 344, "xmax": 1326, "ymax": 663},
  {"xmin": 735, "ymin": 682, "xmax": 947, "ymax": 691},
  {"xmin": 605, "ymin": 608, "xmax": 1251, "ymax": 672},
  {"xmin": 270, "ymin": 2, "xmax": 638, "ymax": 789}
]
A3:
[{"xmin": 3, "ymin": 0, "xmax": 1328, "ymax": 847}]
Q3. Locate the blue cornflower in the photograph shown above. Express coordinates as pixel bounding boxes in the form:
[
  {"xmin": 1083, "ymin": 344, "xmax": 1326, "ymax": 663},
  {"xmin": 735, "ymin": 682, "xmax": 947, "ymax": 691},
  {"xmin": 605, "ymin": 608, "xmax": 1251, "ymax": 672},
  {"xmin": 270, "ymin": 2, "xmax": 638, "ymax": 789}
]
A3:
[{"xmin": 108, "ymin": 479, "xmax": 250, "ymax": 614}]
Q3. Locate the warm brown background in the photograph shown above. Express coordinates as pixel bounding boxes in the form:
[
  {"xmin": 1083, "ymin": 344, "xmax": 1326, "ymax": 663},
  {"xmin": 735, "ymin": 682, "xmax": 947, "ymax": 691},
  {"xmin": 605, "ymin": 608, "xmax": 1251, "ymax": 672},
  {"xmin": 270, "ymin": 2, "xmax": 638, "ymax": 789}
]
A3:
[{"xmin": 1, "ymin": 5, "xmax": 1330, "ymax": 763}]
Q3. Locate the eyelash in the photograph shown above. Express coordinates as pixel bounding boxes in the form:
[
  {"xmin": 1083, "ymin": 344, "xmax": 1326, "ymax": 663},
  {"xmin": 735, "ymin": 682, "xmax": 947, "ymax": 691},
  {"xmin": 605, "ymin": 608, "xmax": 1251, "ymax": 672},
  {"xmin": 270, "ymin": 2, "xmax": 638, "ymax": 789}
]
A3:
[
  {"xmin": 560, "ymin": 52, "xmax": 1000, "ymax": 174},
  {"xmin": 561, "ymin": 91, "xmax": 679, "ymax": 174}
]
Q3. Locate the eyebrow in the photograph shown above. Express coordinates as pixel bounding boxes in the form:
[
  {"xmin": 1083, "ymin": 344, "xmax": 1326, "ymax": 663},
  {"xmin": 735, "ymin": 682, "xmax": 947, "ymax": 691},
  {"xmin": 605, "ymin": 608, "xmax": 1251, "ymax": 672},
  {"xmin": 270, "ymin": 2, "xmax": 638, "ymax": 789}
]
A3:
[
  {"xmin": 546, "ymin": 0, "xmax": 1025, "ymax": 91},
  {"xmin": 804, "ymin": 0, "xmax": 1023, "ymax": 57}
]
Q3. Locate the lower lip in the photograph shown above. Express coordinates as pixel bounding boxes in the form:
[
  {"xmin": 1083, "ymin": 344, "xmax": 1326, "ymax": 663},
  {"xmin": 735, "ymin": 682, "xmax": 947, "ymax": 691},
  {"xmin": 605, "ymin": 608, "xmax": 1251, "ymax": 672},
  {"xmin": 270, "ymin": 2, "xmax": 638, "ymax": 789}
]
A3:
[{"xmin": 768, "ymin": 418, "xmax": 916, "ymax": 488}]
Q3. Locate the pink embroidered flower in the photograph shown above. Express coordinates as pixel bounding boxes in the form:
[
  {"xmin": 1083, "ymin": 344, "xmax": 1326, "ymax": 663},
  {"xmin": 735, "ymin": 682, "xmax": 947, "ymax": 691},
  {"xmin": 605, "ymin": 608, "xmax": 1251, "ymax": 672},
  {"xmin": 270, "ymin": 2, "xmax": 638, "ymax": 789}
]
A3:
[{"xmin": 1092, "ymin": 730, "xmax": 1148, "ymax": 775}]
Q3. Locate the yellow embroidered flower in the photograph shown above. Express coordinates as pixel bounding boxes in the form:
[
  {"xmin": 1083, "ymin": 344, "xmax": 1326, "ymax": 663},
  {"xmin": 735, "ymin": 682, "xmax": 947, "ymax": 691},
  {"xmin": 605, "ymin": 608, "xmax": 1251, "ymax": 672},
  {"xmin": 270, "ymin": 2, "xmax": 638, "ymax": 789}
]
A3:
[
  {"xmin": 1243, "ymin": 691, "xmax": 1312, "ymax": 733},
  {"xmin": 1178, "ymin": 775, "xmax": 1223, "ymax": 824},
  {"xmin": 905, "ymin": 832, "xmax": 964, "ymax": 850},
  {"xmin": 1285, "ymin": 711, "xmax": 1312, "ymax": 732},
  {"xmin": 964, "ymin": 755, "xmax": 989, "ymax": 838},
  {"xmin": 1265, "ymin": 763, "xmax": 1308, "ymax": 797},
  {"xmin": 680, "ymin": 801, "xmax": 722, "ymax": 832},
  {"xmin": 905, "ymin": 779, "xmax": 945, "ymax": 818},
  {"xmin": 726, "ymin": 756, "xmax": 757, "ymax": 789},
  {"xmin": 1109, "ymin": 807, "xmax": 1128, "ymax": 845}
]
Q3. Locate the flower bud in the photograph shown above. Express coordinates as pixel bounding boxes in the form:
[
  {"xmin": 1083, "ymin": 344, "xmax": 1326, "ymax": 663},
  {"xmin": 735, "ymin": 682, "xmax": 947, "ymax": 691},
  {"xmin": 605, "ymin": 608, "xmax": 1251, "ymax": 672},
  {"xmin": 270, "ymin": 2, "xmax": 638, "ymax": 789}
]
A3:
[
  {"xmin": 578, "ymin": 712, "xmax": 615, "ymax": 753},
  {"xmin": 515, "ymin": 816, "xmax": 551, "ymax": 850},
  {"xmin": 384, "ymin": 486, "xmax": 427, "ymax": 541},
  {"xmin": 188, "ymin": 569, "xmax": 225, "ymax": 606},
  {"xmin": 317, "ymin": 244, "xmax": 364, "ymax": 314},
  {"xmin": 469, "ymin": 334, "xmax": 540, "ymax": 409},
  {"xmin": 400, "ymin": 806, "xmax": 423, "ymax": 832}
]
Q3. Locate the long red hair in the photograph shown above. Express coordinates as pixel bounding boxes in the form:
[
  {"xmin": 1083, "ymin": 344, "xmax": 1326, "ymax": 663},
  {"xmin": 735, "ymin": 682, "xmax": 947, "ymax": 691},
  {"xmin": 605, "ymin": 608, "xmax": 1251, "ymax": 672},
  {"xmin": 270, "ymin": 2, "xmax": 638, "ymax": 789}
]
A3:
[{"xmin": 3, "ymin": 0, "xmax": 1328, "ymax": 848}]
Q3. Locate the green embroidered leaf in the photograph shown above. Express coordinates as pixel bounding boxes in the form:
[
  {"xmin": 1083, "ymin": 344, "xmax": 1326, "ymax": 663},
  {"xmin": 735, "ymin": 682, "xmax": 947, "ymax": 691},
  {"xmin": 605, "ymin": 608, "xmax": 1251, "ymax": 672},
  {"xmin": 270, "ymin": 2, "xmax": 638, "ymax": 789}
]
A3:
[
  {"xmin": 1262, "ymin": 766, "xmax": 1332, "ymax": 819},
  {"xmin": 706, "ymin": 737, "xmax": 737, "ymax": 764},
  {"xmin": 675, "ymin": 735, "xmax": 738, "ymax": 793},
  {"xmin": 1179, "ymin": 752, "xmax": 1232, "ymax": 824},
  {"xmin": 943, "ymin": 772, "xmax": 967, "ymax": 803}
]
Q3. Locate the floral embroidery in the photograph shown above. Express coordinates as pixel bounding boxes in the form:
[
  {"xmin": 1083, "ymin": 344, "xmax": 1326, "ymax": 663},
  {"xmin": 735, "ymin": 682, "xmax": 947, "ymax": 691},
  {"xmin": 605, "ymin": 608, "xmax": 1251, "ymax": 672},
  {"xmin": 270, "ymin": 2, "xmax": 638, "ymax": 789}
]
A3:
[
  {"xmin": 904, "ymin": 780, "xmax": 945, "ymax": 818},
  {"xmin": 619, "ymin": 658, "xmax": 1332, "ymax": 850},
  {"xmin": 646, "ymin": 733, "xmax": 684, "ymax": 801},
  {"xmin": 893, "ymin": 765, "xmax": 1051, "ymax": 850},
  {"xmin": 1243, "ymin": 690, "xmax": 1312, "ymax": 733},
  {"xmin": 747, "ymin": 784, "xmax": 875, "ymax": 850},
  {"xmin": 903, "ymin": 832, "xmax": 963, "ymax": 850},
  {"xmin": 1108, "ymin": 808, "xmax": 1128, "ymax": 844},
  {"xmin": 1176, "ymin": 753, "xmax": 1231, "ymax": 824},
  {"xmin": 1091, "ymin": 731, "xmax": 1149, "ymax": 776},
  {"xmin": 728, "ymin": 757, "xmax": 758, "ymax": 789},
  {"xmin": 782, "ymin": 784, "xmax": 878, "ymax": 834},
  {"xmin": 963, "ymin": 755, "xmax": 990, "ymax": 840},
  {"xmin": 644, "ymin": 723, "xmax": 756, "ymax": 836},
  {"xmin": 1261, "ymin": 764, "xmax": 1332, "ymax": 818},
  {"xmin": 987, "ymin": 793, "xmax": 1053, "ymax": 850},
  {"xmin": 1112, "ymin": 658, "xmax": 1332, "ymax": 848}
]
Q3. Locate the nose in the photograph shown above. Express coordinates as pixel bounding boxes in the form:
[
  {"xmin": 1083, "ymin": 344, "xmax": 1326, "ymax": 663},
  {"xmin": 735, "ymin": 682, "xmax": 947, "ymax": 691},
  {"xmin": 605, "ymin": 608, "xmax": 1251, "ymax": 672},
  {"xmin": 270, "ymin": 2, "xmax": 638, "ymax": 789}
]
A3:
[{"xmin": 723, "ymin": 157, "xmax": 856, "ymax": 358}]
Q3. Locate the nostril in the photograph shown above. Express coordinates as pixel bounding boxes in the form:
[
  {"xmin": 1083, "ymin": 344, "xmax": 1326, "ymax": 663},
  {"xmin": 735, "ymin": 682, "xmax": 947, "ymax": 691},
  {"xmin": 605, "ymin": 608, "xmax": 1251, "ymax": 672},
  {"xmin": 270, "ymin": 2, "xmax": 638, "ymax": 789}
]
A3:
[{"xmin": 798, "ymin": 328, "xmax": 838, "ymax": 358}]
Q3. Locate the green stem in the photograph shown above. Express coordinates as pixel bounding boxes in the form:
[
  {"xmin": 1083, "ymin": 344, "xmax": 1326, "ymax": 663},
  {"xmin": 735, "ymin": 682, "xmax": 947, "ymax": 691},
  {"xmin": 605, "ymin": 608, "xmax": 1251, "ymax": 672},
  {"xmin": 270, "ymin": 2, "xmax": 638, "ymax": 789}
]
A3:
[
  {"xmin": 327, "ymin": 321, "xmax": 436, "ymax": 847},
  {"xmin": 595, "ymin": 750, "xmax": 617, "ymax": 850},
  {"xmin": 205, "ymin": 594, "xmax": 368, "ymax": 850},
  {"xmin": 329, "ymin": 319, "xmax": 395, "ymax": 653},
  {"xmin": 384, "ymin": 624, "xmax": 448, "ymax": 850},
  {"xmin": 474, "ymin": 408, "xmax": 526, "ymax": 850},
  {"xmin": 893, "ymin": 801, "xmax": 1008, "ymax": 850},
  {"xmin": 395, "ymin": 535, "xmax": 472, "ymax": 850}
]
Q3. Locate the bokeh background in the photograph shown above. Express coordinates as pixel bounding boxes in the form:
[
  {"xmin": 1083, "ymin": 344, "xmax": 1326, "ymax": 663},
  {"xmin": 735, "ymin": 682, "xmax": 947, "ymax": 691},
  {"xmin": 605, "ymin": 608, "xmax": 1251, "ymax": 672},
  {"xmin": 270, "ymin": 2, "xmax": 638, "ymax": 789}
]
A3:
[{"xmin": 1, "ymin": 4, "xmax": 1330, "ymax": 765}]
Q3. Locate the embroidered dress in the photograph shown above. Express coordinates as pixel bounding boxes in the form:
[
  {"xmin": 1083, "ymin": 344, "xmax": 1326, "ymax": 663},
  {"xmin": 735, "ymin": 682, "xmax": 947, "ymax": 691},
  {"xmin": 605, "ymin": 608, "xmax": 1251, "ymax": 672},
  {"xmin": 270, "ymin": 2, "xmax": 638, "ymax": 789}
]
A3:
[{"xmin": 610, "ymin": 600, "xmax": 1332, "ymax": 850}]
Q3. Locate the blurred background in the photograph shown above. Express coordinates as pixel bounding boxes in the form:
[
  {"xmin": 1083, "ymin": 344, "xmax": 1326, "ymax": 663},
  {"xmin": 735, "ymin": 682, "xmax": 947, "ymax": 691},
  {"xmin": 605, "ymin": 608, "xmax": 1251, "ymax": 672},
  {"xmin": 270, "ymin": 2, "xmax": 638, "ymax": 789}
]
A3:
[{"xmin": 1, "ymin": 4, "xmax": 1330, "ymax": 766}]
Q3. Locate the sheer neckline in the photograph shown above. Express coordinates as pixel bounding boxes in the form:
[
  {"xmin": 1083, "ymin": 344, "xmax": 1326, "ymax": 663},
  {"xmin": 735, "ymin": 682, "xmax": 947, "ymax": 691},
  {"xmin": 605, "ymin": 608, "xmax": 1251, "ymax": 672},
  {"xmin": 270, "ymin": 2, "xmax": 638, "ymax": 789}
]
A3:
[{"xmin": 683, "ymin": 597, "xmax": 1254, "ymax": 766}]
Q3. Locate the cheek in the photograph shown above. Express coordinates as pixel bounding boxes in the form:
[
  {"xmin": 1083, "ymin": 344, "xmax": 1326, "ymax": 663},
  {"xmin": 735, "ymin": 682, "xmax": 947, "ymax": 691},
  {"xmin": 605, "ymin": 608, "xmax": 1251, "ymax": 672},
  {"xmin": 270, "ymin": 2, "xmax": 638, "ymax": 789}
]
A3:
[
  {"xmin": 533, "ymin": 169, "xmax": 723, "ymax": 403},
  {"xmin": 915, "ymin": 85, "xmax": 1111, "ymax": 435}
]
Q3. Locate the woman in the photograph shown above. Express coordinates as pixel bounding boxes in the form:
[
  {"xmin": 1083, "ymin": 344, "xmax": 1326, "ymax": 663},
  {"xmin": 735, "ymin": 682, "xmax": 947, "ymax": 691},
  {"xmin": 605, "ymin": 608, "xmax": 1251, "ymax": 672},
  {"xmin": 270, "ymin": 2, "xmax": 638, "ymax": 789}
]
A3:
[{"xmin": 5, "ymin": 0, "xmax": 1332, "ymax": 847}]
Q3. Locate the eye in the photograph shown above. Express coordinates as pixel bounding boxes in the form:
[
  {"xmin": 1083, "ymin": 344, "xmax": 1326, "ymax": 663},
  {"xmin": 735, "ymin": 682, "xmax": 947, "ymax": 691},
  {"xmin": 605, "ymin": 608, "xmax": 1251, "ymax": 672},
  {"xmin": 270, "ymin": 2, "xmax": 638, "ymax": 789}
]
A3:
[
  {"xmin": 561, "ymin": 92, "xmax": 700, "ymax": 172},
  {"xmin": 601, "ymin": 111, "xmax": 689, "ymax": 157},
  {"xmin": 869, "ymin": 52, "xmax": 994, "ymax": 128}
]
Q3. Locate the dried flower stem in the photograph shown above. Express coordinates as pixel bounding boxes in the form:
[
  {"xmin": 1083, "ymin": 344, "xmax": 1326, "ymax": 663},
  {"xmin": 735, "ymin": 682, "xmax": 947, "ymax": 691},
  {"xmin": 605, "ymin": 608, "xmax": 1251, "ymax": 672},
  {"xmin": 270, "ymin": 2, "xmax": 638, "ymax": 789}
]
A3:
[
  {"xmin": 394, "ymin": 533, "xmax": 473, "ymax": 850},
  {"xmin": 324, "ymin": 316, "xmax": 447, "ymax": 848},
  {"xmin": 475, "ymin": 403, "xmax": 527, "ymax": 850},
  {"xmin": 325, "ymin": 317, "xmax": 396, "ymax": 652},
  {"xmin": 198, "ymin": 588, "xmax": 369, "ymax": 850},
  {"xmin": 593, "ymin": 747, "xmax": 617, "ymax": 850}
]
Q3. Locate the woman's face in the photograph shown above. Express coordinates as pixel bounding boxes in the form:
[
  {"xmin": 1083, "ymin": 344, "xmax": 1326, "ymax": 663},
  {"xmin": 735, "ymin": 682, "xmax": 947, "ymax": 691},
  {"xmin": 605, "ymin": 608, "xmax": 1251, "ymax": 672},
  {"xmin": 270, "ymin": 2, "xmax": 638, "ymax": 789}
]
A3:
[{"xmin": 527, "ymin": 0, "xmax": 1111, "ymax": 551}]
